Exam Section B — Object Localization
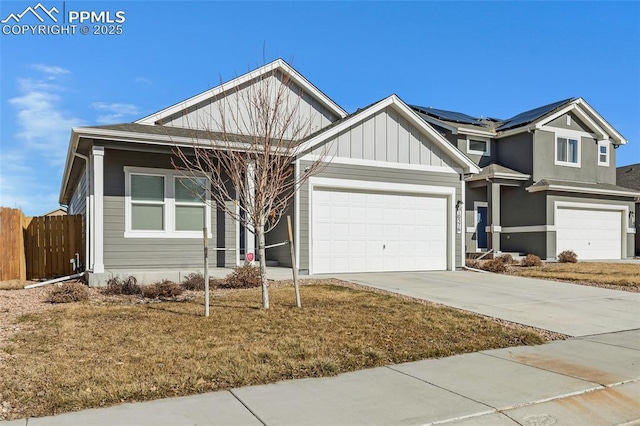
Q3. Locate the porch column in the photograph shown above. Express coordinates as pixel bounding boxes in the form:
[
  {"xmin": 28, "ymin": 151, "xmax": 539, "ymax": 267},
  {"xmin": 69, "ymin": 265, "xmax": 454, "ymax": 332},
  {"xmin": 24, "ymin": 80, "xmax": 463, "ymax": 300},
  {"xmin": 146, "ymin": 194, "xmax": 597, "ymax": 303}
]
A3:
[
  {"xmin": 486, "ymin": 181, "xmax": 501, "ymax": 253},
  {"xmin": 91, "ymin": 146, "xmax": 105, "ymax": 273}
]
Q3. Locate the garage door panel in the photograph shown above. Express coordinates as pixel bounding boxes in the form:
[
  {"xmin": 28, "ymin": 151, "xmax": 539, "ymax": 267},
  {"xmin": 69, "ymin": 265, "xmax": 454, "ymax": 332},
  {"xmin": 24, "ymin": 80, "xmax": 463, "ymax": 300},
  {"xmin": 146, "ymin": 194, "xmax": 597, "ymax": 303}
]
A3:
[
  {"xmin": 556, "ymin": 207, "xmax": 622, "ymax": 260},
  {"xmin": 312, "ymin": 187, "xmax": 448, "ymax": 273}
]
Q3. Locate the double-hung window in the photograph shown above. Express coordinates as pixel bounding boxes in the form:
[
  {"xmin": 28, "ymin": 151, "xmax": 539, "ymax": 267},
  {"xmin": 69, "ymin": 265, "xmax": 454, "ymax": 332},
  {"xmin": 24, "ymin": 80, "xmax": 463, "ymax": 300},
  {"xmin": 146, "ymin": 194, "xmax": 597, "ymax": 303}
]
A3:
[
  {"xmin": 555, "ymin": 136, "xmax": 580, "ymax": 167},
  {"xmin": 125, "ymin": 167, "xmax": 210, "ymax": 238}
]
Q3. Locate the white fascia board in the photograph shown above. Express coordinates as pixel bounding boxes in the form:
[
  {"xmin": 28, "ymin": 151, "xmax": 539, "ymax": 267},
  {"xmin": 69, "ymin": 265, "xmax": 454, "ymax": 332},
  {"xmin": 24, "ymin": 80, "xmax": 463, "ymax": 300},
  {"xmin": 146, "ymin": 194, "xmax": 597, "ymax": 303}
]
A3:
[
  {"xmin": 73, "ymin": 127, "xmax": 256, "ymax": 152},
  {"xmin": 298, "ymin": 95, "xmax": 480, "ymax": 174},
  {"xmin": 495, "ymin": 125, "xmax": 535, "ymax": 139},
  {"xmin": 457, "ymin": 127, "xmax": 496, "ymax": 137},
  {"xmin": 466, "ymin": 172, "xmax": 531, "ymax": 182},
  {"xmin": 135, "ymin": 59, "xmax": 347, "ymax": 125},
  {"xmin": 575, "ymin": 98, "xmax": 627, "ymax": 144},
  {"xmin": 537, "ymin": 103, "xmax": 608, "ymax": 140},
  {"xmin": 527, "ymin": 183, "xmax": 640, "ymax": 197}
]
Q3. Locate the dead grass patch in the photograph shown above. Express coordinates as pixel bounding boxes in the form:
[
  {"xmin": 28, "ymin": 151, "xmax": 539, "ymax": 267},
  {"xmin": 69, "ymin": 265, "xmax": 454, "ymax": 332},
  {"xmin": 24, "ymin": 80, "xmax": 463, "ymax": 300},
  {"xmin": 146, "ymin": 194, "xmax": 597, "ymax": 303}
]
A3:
[
  {"xmin": 0, "ymin": 280, "xmax": 26, "ymax": 291},
  {"xmin": 0, "ymin": 282, "xmax": 544, "ymax": 419},
  {"xmin": 510, "ymin": 262, "xmax": 640, "ymax": 291}
]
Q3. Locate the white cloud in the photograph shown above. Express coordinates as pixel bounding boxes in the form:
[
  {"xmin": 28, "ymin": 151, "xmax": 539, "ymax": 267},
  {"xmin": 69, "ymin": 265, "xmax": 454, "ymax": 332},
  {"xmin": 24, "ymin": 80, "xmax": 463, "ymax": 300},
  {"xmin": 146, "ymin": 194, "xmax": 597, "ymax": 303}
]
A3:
[
  {"xmin": 1, "ymin": 65, "xmax": 82, "ymax": 215},
  {"xmin": 135, "ymin": 76, "xmax": 152, "ymax": 85},
  {"xmin": 31, "ymin": 64, "xmax": 71, "ymax": 76},
  {"xmin": 91, "ymin": 101, "xmax": 140, "ymax": 124}
]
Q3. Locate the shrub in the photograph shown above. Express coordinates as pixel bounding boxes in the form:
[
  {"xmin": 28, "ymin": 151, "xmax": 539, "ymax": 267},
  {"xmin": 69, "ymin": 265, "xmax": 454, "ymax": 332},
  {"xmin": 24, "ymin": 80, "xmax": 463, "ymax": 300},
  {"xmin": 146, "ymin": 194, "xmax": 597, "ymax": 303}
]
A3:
[
  {"xmin": 142, "ymin": 280, "xmax": 184, "ymax": 299},
  {"xmin": 103, "ymin": 276, "xmax": 141, "ymax": 295},
  {"xmin": 47, "ymin": 281, "xmax": 89, "ymax": 303},
  {"xmin": 557, "ymin": 250, "xmax": 578, "ymax": 263},
  {"xmin": 220, "ymin": 264, "xmax": 262, "ymax": 289},
  {"xmin": 181, "ymin": 273, "xmax": 219, "ymax": 291},
  {"xmin": 182, "ymin": 273, "xmax": 205, "ymax": 291},
  {"xmin": 521, "ymin": 254, "xmax": 543, "ymax": 267},
  {"xmin": 465, "ymin": 259, "xmax": 480, "ymax": 269},
  {"xmin": 480, "ymin": 258, "xmax": 507, "ymax": 273},
  {"xmin": 497, "ymin": 253, "xmax": 513, "ymax": 264}
]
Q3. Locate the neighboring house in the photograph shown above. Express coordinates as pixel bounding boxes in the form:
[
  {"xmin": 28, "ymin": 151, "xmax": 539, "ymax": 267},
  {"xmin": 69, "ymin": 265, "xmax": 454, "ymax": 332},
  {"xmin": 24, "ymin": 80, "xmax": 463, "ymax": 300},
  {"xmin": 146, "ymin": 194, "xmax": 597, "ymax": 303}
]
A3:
[
  {"xmin": 410, "ymin": 99, "xmax": 639, "ymax": 260},
  {"xmin": 44, "ymin": 208, "xmax": 67, "ymax": 216},
  {"xmin": 59, "ymin": 60, "xmax": 479, "ymax": 285},
  {"xmin": 617, "ymin": 163, "xmax": 640, "ymax": 256}
]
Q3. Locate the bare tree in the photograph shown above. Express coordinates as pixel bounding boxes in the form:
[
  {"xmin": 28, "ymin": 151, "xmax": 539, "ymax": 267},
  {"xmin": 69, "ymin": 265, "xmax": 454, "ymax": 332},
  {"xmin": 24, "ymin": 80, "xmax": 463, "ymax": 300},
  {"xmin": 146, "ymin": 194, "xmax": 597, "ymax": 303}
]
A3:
[{"xmin": 172, "ymin": 63, "xmax": 329, "ymax": 309}]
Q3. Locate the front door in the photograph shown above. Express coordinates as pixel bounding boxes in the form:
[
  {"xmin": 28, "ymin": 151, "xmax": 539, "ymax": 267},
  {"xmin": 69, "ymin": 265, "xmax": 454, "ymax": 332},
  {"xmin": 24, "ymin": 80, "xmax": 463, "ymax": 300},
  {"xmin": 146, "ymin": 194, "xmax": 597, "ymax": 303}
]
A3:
[{"xmin": 477, "ymin": 206, "xmax": 488, "ymax": 250}]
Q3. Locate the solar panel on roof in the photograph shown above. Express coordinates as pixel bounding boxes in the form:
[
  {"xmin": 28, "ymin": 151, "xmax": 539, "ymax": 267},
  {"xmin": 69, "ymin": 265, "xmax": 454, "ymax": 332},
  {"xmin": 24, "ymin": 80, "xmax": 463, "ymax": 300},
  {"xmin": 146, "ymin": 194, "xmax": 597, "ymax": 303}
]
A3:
[
  {"xmin": 496, "ymin": 98, "xmax": 575, "ymax": 131},
  {"xmin": 410, "ymin": 105, "xmax": 483, "ymax": 126}
]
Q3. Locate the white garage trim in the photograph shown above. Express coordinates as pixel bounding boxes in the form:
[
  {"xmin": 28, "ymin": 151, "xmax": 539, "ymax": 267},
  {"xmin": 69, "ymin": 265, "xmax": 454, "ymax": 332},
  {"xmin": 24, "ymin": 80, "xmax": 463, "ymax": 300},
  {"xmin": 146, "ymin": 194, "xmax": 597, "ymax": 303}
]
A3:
[
  {"xmin": 308, "ymin": 177, "xmax": 456, "ymax": 274},
  {"xmin": 553, "ymin": 201, "xmax": 630, "ymax": 259}
]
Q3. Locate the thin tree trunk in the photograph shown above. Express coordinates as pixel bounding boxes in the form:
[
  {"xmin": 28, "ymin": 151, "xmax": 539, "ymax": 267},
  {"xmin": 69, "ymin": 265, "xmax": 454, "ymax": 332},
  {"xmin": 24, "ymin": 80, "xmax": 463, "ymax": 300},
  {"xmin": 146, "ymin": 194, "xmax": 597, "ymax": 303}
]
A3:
[{"xmin": 258, "ymin": 221, "xmax": 269, "ymax": 309}]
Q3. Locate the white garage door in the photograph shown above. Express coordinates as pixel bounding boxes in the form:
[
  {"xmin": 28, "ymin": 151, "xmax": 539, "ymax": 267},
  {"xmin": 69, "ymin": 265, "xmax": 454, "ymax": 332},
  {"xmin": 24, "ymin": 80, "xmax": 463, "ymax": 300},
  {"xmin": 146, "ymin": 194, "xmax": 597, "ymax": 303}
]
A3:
[
  {"xmin": 312, "ymin": 188, "xmax": 448, "ymax": 273},
  {"xmin": 556, "ymin": 208, "xmax": 622, "ymax": 260}
]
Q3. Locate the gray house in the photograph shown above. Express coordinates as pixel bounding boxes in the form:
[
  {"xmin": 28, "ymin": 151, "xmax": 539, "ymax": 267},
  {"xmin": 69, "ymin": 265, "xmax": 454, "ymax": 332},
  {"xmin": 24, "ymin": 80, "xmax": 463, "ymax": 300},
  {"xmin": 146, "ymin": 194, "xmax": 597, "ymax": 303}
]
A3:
[
  {"xmin": 617, "ymin": 163, "xmax": 640, "ymax": 256},
  {"xmin": 411, "ymin": 99, "xmax": 639, "ymax": 260},
  {"xmin": 59, "ymin": 60, "xmax": 479, "ymax": 284}
]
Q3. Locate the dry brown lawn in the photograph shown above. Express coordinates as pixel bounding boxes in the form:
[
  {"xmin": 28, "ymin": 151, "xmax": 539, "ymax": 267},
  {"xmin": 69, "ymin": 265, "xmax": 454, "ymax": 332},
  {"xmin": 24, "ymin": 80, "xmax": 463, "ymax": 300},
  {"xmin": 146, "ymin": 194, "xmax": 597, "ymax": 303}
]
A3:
[
  {"xmin": 0, "ymin": 280, "xmax": 26, "ymax": 291},
  {"xmin": 0, "ymin": 281, "xmax": 545, "ymax": 420},
  {"xmin": 510, "ymin": 262, "xmax": 640, "ymax": 291}
]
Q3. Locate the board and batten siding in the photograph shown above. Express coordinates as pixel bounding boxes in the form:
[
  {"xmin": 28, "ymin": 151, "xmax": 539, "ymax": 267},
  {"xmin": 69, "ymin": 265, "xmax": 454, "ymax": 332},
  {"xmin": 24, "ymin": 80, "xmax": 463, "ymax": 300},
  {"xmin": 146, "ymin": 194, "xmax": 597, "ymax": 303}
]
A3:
[
  {"xmin": 162, "ymin": 73, "xmax": 339, "ymax": 136},
  {"xmin": 297, "ymin": 161, "xmax": 463, "ymax": 272},
  {"xmin": 102, "ymin": 148, "xmax": 237, "ymax": 271},
  {"xmin": 311, "ymin": 107, "xmax": 458, "ymax": 169}
]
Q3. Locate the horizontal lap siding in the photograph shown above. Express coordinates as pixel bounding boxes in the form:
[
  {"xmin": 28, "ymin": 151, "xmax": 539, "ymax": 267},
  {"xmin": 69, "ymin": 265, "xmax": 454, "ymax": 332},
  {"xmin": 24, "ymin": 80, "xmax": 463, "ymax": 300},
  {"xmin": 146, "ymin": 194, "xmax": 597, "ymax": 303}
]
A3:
[
  {"xmin": 299, "ymin": 161, "xmax": 462, "ymax": 271},
  {"xmin": 103, "ymin": 148, "xmax": 218, "ymax": 270}
]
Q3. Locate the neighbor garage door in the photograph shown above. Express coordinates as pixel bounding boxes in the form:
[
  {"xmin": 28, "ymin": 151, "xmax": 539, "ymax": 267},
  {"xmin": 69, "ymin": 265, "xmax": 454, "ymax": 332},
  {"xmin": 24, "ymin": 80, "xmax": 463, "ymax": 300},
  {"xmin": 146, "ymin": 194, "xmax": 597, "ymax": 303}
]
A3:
[
  {"xmin": 556, "ymin": 207, "xmax": 622, "ymax": 260},
  {"xmin": 311, "ymin": 188, "xmax": 448, "ymax": 273}
]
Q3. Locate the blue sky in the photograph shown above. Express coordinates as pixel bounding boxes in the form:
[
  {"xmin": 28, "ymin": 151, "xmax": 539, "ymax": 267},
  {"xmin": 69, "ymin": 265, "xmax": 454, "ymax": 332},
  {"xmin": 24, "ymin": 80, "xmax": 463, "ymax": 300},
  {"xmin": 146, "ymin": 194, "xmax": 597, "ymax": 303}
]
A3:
[{"xmin": 1, "ymin": 1, "xmax": 638, "ymax": 216}]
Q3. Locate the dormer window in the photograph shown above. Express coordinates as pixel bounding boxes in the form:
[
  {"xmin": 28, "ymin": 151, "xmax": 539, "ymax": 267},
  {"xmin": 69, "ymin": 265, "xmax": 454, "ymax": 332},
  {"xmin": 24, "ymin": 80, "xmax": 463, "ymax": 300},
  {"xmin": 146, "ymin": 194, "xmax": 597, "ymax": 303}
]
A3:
[
  {"xmin": 467, "ymin": 137, "xmax": 490, "ymax": 156},
  {"xmin": 555, "ymin": 136, "xmax": 580, "ymax": 167}
]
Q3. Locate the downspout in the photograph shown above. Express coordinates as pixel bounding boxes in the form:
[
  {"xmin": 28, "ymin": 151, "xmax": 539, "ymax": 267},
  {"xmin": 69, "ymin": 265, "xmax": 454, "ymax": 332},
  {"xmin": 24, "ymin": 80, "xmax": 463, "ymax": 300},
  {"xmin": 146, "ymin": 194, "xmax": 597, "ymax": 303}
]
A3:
[{"xmin": 73, "ymin": 152, "xmax": 91, "ymax": 272}]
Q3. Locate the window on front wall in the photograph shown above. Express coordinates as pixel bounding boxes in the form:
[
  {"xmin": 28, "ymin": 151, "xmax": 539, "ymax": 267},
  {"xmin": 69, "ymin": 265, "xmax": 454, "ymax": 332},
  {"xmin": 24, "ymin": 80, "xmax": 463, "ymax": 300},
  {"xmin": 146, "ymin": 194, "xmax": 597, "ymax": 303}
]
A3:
[
  {"xmin": 598, "ymin": 141, "xmax": 609, "ymax": 166},
  {"xmin": 556, "ymin": 137, "xmax": 579, "ymax": 165},
  {"xmin": 467, "ymin": 138, "xmax": 490, "ymax": 156},
  {"xmin": 131, "ymin": 174, "xmax": 165, "ymax": 230},
  {"xmin": 174, "ymin": 177, "xmax": 207, "ymax": 231},
  {"xmin": 125, "ymin": 167, "xmax": 210, "ymax": 238}
]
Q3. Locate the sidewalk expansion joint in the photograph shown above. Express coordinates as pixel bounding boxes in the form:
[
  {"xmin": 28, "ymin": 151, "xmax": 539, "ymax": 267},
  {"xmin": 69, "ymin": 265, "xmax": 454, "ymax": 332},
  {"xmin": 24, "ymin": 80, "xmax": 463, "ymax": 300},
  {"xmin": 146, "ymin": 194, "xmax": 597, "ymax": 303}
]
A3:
[
  {"xmin": 228, "ymin": 389, "xmax": 267, "ymax": 426},
  {"xmin": 384, "ymin": 365, "xmax": 497, "ymax": 410}
]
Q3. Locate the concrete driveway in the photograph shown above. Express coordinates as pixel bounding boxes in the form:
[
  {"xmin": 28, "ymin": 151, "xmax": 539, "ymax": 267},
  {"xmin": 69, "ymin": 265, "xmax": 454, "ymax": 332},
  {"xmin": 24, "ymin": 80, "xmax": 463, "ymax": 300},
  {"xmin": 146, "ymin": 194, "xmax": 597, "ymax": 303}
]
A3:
[{"xmin": 329, "ymin": 271, "xmax": 640, "ymax": 336}]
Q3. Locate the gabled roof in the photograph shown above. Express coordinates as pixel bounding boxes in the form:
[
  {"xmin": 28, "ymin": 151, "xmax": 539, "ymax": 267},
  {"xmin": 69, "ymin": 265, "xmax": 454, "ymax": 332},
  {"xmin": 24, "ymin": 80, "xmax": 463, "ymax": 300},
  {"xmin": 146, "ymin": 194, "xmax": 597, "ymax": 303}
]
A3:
[
  {"xmin": 617, "ymin": 163, "xmax": 640, "ymax": 191},
  {"xmin": 409, "ymin": 98, "xmax": 628, "ymax": 145},
  {"xmin": 527, "ymin": 179, "xmax": 640, "ymax": 198},
  {"xmin": 135, "ymin": 59, "xmax": 347, "ymax": 125},
  {"xmin": 298, "ymin": 95, "xmax": 481, "ymax": 174},
  {"xmin": 496, "ymin": 98, "xmax": 575, "ymax": 131}
]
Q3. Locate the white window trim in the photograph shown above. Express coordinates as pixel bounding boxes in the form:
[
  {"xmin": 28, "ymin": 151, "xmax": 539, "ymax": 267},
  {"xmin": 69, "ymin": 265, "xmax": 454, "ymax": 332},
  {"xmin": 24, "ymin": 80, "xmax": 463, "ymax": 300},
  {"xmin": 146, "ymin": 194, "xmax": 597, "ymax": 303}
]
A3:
[
  {"xmin": 467, "ymin": 136, "xmax": 491, "ymax": 157},
  {"xmin": 554, "ymin": 134, "xmax": 581, "ymax": 168},
  {"xmin": 124, "ymin": 166, "xmax": 211, "ymax": 238},
  {"xmin": 597, "ymin": 140, "xmax": 610, "ymax": 167}
]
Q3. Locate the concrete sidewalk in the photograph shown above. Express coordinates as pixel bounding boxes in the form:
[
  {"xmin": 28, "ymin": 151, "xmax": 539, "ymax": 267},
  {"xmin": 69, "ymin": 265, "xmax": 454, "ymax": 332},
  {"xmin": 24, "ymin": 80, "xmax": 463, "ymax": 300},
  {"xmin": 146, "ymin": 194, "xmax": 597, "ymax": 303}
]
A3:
[{"xmin": 5, "ymin": 329, "xmax": 639, "ymax": 425}]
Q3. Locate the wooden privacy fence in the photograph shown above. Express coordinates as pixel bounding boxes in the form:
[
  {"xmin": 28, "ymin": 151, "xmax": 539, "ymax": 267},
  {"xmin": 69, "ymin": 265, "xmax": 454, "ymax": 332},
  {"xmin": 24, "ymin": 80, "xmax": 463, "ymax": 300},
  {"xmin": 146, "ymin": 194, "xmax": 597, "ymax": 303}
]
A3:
[
  {"xmin": 0, "ymin": 208, "xmax": 28, "ymax": 281},
  {"xmin": 0, "ymin": 207, "xmax": 84, "ymax": 281}
]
